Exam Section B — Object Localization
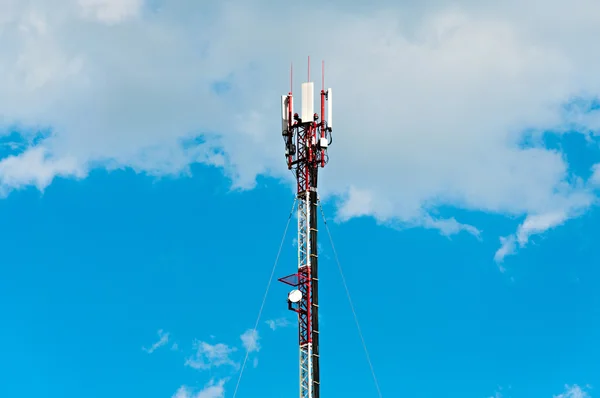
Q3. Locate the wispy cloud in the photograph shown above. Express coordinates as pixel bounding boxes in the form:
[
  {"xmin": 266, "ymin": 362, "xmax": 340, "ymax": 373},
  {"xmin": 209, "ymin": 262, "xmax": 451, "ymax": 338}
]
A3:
[
  {"xmin": 240, "ymin": 329, "xmax": 260, "ymax": 353},
  {"xmin": 487, "ymin": 384, "xmax": 589, "ymax": 398},
  {"xmin": 422, "ymin": 214, "xmax": 481, "ymax": 239},
  {"xmin": 488, "ymin": 384, "xmax": 511, "ymax": 398},
  {"xmin": 494, "ymin": 209, "xmax": 585, "ymax": 265},
  {"xmin": 590, "ymin": 163, "xmax": 600, "ymax": 187},
  {"xmin": 172, "ymin": 379, "xmax": 226, "ymax": 398},
  {"xmin": 185, "ymin": 341, "xmax": 238, "ymax": 370},
  {"xmin": 142, "ymin": 329, "xmax": 169, "ymax": 354},
  {"xmin": 494, "ymin": 234, "xmax": 521, "ymax": 271},
  {"xmin": 554, "ymin": 384, "xmax": 591, "ymax": 398},
  {"xmin": 265, "ymin": 318, "xmax": 291, "ymax": 331}
]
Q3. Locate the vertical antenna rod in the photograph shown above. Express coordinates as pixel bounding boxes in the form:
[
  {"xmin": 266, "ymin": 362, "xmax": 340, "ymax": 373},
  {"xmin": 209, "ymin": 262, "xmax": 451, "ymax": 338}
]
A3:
[
  {"xmin": 279, "ymin": 58, "xmax": 334, "ymax": 398},
  {"xmin": 322, "ymin": 60, "xmax": 324, "ymax": 91}
]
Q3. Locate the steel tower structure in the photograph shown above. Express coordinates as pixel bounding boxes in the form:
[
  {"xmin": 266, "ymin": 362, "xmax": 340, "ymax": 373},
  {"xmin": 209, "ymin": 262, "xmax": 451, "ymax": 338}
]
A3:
[{"xmin": 278, "ymin": 59, "xmax": 333, "ymax": 398}]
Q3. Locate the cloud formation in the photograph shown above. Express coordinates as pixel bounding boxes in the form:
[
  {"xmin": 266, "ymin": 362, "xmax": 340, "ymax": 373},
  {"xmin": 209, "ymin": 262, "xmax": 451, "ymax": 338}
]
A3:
[
  {"xmin": 265, "ymin": 318, "xmax": 291, "ymax": 331},
  {"xmin": 2, "ymin": 0, "xmax": 600, "ymax": 259},
  {"xmin": 172, "ymin": 380, "xmax": 225, "ymax": 398},
  {"xmin": 554, "ymin": 384, "xmax": 591, "ymax": 398},
  {"xmin": 185, "ymin": 341, "xmax": 238, "ymax": 371},
  {"xmin": 142, "ymin": 329, "xmax": 169, "ymax": 354},
  {"xmin": 240, "ymin": 329, "xmax": 260, "ymax": 353},
  {"xmin": 494, "ymin": 211, "xmax": 574, "ymax": 263},
  {"xmin": 490, "ymin": 384, "xmax": 590, "ymax": 398}
]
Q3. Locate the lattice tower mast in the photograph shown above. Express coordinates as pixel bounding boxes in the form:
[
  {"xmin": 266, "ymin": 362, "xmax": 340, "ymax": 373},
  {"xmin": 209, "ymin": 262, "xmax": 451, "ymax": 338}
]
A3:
[{"xmin": 278, "ymin": 57, "xmax": 333, "ymax": 398}]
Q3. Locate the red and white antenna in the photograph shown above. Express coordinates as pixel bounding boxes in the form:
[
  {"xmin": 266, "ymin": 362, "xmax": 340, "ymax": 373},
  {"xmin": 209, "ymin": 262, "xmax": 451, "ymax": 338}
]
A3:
[{"xmin": 279, "ymin": 57, "xmax": 333, "ymax": 398}]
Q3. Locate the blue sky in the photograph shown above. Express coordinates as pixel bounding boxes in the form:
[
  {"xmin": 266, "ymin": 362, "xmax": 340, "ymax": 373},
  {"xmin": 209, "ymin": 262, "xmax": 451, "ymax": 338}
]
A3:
[
  {"xmin": 1, "ymin": 1, "xmax": 600, "ymax": 397},
  {"xmin": 0, "ymin": 153, "xmax": 598, "ymax": 398}
]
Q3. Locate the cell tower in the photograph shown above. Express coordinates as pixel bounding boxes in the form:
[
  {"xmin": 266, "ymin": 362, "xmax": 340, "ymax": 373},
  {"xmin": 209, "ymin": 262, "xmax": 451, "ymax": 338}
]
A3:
[{"xmin": 278, "ymin": 57, "xmax": 333, "ymax": 398}]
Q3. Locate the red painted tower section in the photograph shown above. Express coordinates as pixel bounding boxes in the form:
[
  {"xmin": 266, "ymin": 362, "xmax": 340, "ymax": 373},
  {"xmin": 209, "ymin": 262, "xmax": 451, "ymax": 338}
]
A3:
[{"xmin": 279, "ymin": 59, "xmax": 333, "ymax": 398}]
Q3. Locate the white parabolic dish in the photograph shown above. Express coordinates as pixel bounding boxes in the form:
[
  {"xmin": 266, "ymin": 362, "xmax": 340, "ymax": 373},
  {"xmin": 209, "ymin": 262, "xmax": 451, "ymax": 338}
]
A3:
[{"xmin": 288, "ymin": 289, "xmax": 302, "ymax": 303}]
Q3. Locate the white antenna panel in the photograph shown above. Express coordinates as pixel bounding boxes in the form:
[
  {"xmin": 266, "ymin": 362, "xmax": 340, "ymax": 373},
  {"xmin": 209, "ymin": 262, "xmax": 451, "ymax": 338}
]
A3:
[
  {"xmin": 281, "ymin": 95, "xmax": 289, "ymax": 132},
  {"xmin": 301, "ymin": 82, "xmax": 314, "ymax": 123},
  {"xmin": 327, "ymin": 88, "xmax": 332, "ymax": 129}
]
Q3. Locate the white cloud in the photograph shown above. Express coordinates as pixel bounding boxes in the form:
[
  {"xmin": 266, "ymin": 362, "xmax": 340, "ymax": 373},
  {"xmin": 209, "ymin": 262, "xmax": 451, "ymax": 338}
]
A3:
[
  {"xmin": 554, "ymin": 384, "xmax": 591, "ymax": 398},
  {"xmin": 494, "ymin": 235, "xmax": 517, "ymax": 267},
  {"xmin": 590, "ymin": 164, "xmax": 600, "ymax": 186},
  {"xmin": 266, "ymin": 318, "xmax": 291, "ymax": 331},
  {"xmin": 185, "ymin": 341, "xmax": 238, "ymax": 370},
  {"xmin": 487, "ymin": 384, "xmax": 590, "ymax": 398},
  {"xmin": 172, "ymin": 380, "xmax": 225, "ymax": 398},
  {"xmin": 0, "ymin": 146, "xmax": 85, "ymax": 196},
  {"xmin": 421, "ymin": 214, "xmax": 481, "ymax": 238},
  {"xmin": 494, "ymin": 206, "xmax": 590, "ymax": 263},
  {"xmin": 142, "ymin": 329, "xmax": 169, "ymax": 354},
  {"xmin": 77, "ymin": 0, "xmax": 143, "ymax": 24},
  {"xmin": 2, "ymin": 1, "xmax": 600, "ymax": 258},
  {"xmin": 488, "ymin": 384, "xmax": 512, "ymax": 398},
  {"xmin": 240, "ymin": 329, "xmax": 260, "ymax": 353}
]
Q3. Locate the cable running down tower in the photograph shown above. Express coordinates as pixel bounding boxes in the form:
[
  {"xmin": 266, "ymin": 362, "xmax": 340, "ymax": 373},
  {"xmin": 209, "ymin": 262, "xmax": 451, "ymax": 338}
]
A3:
[{"xmin": 278, "ymin": 58, "xmax": 333, "ymax": 398}]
